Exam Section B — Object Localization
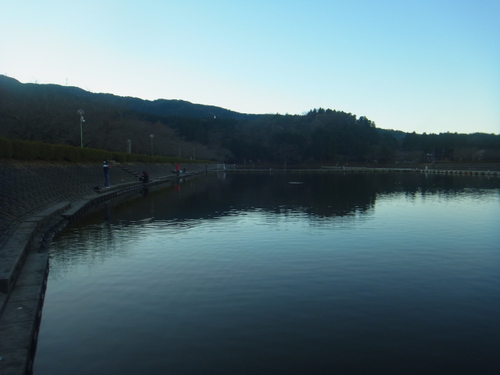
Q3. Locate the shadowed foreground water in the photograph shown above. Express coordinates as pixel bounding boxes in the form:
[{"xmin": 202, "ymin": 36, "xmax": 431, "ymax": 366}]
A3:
[{"xmin": 35, "ymin": 172, "xmax": 500, "ymax": 374}]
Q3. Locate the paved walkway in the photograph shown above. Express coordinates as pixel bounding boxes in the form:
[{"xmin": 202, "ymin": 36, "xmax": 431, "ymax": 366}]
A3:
[{"xmin": 0, "ymin": 160, "xmax": 204, "ymax": 375}]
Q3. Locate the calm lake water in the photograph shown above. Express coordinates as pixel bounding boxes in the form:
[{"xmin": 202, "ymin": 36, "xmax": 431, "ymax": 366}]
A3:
[{"xmin": 34, "ymin": 172, "xmax": 500, "ymax": 375}]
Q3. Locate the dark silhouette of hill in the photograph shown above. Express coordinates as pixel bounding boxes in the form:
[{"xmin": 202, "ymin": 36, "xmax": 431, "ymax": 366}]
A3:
[
  {"xmin": 1, "ymin": 75, "xmax": 498, "ymax": 163},
  {"xmin": 0, "ymin": 75, "xmax": 259, "ymax": 120},
  {"xmin": 0, "ymin": 75, "xmax": 257, "ymax": 159}
]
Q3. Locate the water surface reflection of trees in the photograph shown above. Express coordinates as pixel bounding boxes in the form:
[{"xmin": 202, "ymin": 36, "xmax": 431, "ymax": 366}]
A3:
[
  {"xmin": 96, "ymin": 172, "xmax": 500, "ymax": 224},
  {"xmin": 49, "ymin": 172, "xmax": 499, "ymax": 269}
]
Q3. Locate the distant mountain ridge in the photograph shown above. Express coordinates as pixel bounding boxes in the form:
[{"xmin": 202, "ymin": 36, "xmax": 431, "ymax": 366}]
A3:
[{"xmin": 0, "ymin": 74, "xmax": 260, "ymax": 120}]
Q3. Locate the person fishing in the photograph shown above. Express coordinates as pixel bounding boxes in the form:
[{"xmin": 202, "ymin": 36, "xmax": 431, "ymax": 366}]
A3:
[{"xmin": 103, "ymin": 160, "xmax": 110, "ymax": 188}]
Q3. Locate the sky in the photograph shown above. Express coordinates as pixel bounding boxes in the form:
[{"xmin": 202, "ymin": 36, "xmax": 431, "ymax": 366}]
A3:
[{"xmin": 1, "ymin": 0, "xmax": 499, "ymax": 134}]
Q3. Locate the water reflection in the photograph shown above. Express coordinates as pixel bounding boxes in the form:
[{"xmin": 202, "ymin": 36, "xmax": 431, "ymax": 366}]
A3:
[
  {"xmin": 66, "ymin": 172, "xmax": 499, "ymax": 224},
  {"xmin": 37, "ymin": 172, "xmax": 500, "ymax": 375},
  {"xmin": 50, "ymin": 172, "xmax": 499, "ymax": 272}
]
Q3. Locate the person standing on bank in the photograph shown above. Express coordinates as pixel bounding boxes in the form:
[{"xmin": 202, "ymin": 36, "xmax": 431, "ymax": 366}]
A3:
[
  {"xmin": 103, "ymin": 160, "xmax": 110, "ymax": 188},
  {"xmin": 175, "ymin": 163, "xmax": 180, "ymax": 177}
]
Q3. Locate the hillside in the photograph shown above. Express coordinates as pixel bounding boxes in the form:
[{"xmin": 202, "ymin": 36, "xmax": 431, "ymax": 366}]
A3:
[
  {"xmin": 0, "ymin": 75, "xmax": 238, "ymax": 160},
  {"xmin": 1, "ymin": 75, "xmax": 499, "ymax": 164},
  {"xmin": 0, "ymin": 75, "xmax": 260, "ymax": 120}
]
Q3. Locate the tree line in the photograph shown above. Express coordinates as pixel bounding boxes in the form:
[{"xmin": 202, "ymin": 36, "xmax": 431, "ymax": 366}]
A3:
[{"xmin": 168, "ymin": 109, "xmax": 500, "ymax": 164}]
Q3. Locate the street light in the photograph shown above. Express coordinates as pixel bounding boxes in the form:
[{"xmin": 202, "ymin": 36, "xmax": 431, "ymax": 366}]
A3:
[
  {"xmin": 77, "ymin": 109, "xmax": 85, "ymax": 148},
  {"xmin": 150, "ymin": 134, "xmax": 154, "ymax": 156}
]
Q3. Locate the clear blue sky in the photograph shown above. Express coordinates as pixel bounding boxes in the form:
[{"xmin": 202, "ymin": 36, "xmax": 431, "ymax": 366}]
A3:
[{"xmin": 2, "ymin": 0, "xmax": 499, "ymax": 134}]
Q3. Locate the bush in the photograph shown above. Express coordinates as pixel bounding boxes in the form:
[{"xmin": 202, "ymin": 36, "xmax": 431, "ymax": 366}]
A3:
[
  {"xmin": 0, "ymin": 137, "xmax": 208, "ymax": 164},
  {"xmin": 0, "ymin": 137, "xmax": 13, "ymax": 158},
  {"xmin": 11, "ymin": 139, "xmax": 39, "ymax": 160},
  {"xmin": 37, "ymin": 141, "xmax": 56, "ymax": 160}
]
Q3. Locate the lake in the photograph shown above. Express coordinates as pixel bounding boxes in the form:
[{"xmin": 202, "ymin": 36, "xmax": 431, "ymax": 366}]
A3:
[{"xmin": 34, "ymin": 172, "xmax": 500, "ymax": 374}]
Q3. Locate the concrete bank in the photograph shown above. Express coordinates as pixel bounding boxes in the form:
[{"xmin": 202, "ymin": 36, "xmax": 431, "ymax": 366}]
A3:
[{"xmin": 0, "ymin": 160, "xmax": 207, "ymax": 375}]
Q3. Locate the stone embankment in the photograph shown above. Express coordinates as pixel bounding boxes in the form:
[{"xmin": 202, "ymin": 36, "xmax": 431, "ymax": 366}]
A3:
[{"xmin": 0, "ymin": 160, "xmax": 207, "ymax": 375}]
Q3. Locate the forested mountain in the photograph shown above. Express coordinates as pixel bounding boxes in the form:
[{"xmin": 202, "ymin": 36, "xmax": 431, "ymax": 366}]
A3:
[{"xmin": 1, "ymin": 75, "xmax": 499, "ymax": 163}]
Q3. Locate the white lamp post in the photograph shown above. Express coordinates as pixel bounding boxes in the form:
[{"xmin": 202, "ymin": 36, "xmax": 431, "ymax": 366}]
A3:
[{"xmin": 77, "ymin": 109, "xmax": 85, "ymax": 148}]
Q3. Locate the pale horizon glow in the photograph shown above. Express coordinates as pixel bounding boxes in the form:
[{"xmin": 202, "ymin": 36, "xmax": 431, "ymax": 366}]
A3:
[{"xmin": 2, "ymin": 0, "xmax": 499, "ymax": 134}]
